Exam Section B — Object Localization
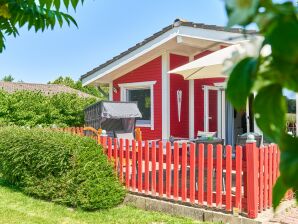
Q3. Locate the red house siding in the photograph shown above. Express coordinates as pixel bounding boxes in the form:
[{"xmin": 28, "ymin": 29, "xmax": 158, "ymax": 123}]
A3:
[
  {"xmin": 169, "ymin": 54, "xmax": 189, "ymax": 138},
  {"xmin": 193, "ymin": 50, "xmax": 225, "ymax": 136},
  {"xmin": 113, "ymin": 57, "xmax": 162, "ymax": 140}
]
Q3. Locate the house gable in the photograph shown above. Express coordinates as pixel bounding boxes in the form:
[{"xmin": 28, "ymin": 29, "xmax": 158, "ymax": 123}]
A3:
[{"xmin": 81, "ymin": 20, "xmax": 256, "ymax": 86}]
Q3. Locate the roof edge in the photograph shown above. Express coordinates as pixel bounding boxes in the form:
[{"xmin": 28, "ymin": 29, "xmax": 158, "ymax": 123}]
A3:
[{"xmin": 81, "ymin": 19, "xmax": 258, "ymax": 82}]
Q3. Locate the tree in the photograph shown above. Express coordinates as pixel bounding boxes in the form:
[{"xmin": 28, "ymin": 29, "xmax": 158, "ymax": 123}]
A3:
[
  {"xmin": 1, "ymin": 74, "xmax": 14, "ymax": 82},
  {"xmin": 0, "ymin": 0, "xmax": 82, "ymax": 52},
  {"xmin": 49, "ymin": 76, "xmax": 109, "ymax": 99},
  {"xmin": 224, "ymin": 0, "xmax": 298, "ymax": 208}
]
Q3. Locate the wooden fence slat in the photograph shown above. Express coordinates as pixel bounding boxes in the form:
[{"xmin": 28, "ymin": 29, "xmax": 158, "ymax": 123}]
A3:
[
  {"xmin": 131, "ymin": 140, "xmax": 137, "ymax": 191},
  {"xmin": 144, "ymin": 140, "xmax": 150, "ymax": 194},
  {"xmin": 198, "ymin": 143, "xmax": 204, "ymax": 205},
  {"xmin": 226, "ymin": 145, "xmax": 232, "ymax": 211},
  {"xmin": 216, "ymin": 144, "xmax": 223, "ymax": 207},
  {"xmin": 246, "ymin": 141, "xmax": 259, "ymax": 218},
  {"xmin": 158, "ymin": 141, "xmax": 164, "ymax": 197},
  {"xmin": 268, "ymin": 145, "xmax": 273, "ymax": 206},
  {"xmin": 189, "ymin": 143, "xmax": 196, "ymax": 204},
  {"xmin": 102, "ymin": 136, "xmax": 107, "ymax": 151},
  {"xmin": 108, "ymin": 137, "xmax": 112, "ymax": 159},
  {"xmin": 113, "ymin": 138, "xmax": 118, "ymax": 170},
  {"xmin": 207, "ymin": 144, "xmax": 213, "ymax": 206},
  {"xmin": 166, "ymin": 142, "xmax": 172, "ymax": 198},
  {"xmin": 181, "ymin": 142, "xmax": 187, "ymax": 202},
  {"xmin": 235, "ymin": 145, "xmax": 242, "ymax": 211},
  {"xmin": 259, "ymin": 147, "xmax": 264, "ymax": 211},
  {"xmin": 264, "ymin": 146, "xmax": 269, "ymax": 209},
  {"xmin": 119, "ymin": 139, "xmax": 124, "ymax": 183},
  {"xmin": 173, "ymin": 142, "xmax": 179, "ymax": 200},
  {"xmin": 272, "ymin": 145, "xmax": 277, "ymax": 185},
  {"xmin": 125, "ymin": 139, "xmax": 130, "ymax": 188},
  {"xmin": 151, "ymin": 141, "xmax": 157, "ymax": 196},
  {"xmin": 138, "ymin": 140, "xmax": 143, "ymax": 193},
  {"xmin": 277, "ymin": 147, "xmax": 280, "ymax": 177}
]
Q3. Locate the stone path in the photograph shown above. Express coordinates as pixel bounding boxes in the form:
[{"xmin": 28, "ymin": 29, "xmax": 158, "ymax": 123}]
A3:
[{"xmin": 267, "ymin": 204, "xmax": 298, "ymax": 224}]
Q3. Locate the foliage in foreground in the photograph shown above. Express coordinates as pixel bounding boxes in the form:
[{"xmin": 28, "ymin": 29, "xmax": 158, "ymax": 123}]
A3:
[
  {"xmin": 0, "ymin": 0, "xmax": 82, "ymax": 52},
  {"xmin": 0, "ymin": 90, "xmax": 97, "ymax": 127},
  {"xmin": 0, "ymin": 180, "xmax": 196, "ymax": 224},
  {"xmin": 224, "ymin": 0, "xmax": 298, "ymax": 208},
  {"xmin": 0, "ymin": 127, "xmax": 125, "ymax": 210}
]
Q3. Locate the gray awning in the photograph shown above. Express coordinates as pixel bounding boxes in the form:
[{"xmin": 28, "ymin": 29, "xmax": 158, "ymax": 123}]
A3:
[{"xmin": 101, "ymin": 101, "xmax": 142, "ymax": 119}]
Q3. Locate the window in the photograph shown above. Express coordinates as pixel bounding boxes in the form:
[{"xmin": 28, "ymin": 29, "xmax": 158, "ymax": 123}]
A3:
[
  {"xmin": 119, "ymin": 81, "xmax": 156, "ymax": 129},
  {"xmin": 127, "ymin": 89, "xmax": 151, "ymax": 125}
]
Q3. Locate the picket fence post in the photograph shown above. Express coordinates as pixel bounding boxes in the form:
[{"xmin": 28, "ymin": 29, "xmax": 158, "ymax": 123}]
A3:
[{"xmin": 246, "ymin": 135, "xmax": 259, "ymax": 219}]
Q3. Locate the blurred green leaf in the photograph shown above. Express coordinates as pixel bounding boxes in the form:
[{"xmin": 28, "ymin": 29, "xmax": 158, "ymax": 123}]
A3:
[
  {"xmin": 279, "ymin": 134, "xmax": 298, "ymax": 190},
  {"xmin": 227, "ymin": 57, "xmax": 258, "ymax": 110},
  {"xmin": 253, "ymin": 84, "xmax": 286, "ymax": 142},
  {"xmin": 266, "ymin": 15, "xmax": 298, "ymax": 64},
  {"xmin": 224, "ymin": 0, "xmax": 298, "ymax": 208},
  {"xmin": 272, "ymin": 176, "xmax": 288, "ymax": 210},
  {"xmin": 225, "ymin": 0, "xmax": 260, "ymax": 26}
]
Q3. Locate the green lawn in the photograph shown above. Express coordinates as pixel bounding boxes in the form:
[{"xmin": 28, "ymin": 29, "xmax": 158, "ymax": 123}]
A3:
[{"xmin": 0, "ymin": 180, "xmax": 201, "ymax": 224}]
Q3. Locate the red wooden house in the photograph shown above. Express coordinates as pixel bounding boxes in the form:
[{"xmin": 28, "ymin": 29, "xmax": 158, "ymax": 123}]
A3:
[{"xmin": 81, "ymin": 19, "xmax": 258, "ymax": 144}]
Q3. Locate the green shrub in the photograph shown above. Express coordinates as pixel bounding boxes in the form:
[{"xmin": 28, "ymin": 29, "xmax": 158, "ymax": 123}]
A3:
[
  {"xmin": 0, "ymin": 126, "xmax": 125, "ymax": 210},
  {"xmin": 0, "ymin": 90, "xmax": 97, "ymax": 127}
]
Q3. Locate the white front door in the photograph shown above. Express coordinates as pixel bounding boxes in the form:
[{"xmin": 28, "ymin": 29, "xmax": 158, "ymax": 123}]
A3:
[{"xmin": 203, "ymin": 85, "xmax": 226, "ymax": 142}]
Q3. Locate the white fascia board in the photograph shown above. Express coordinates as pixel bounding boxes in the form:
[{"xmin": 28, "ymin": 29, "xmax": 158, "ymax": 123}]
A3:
[
  {"xmin": 118, "ymin": 81, "xmax": 157, "ymax": 88},
  {"xmin": 82, "ymin": 28, "xmax": 180, "ymax": 86},
  {"xmin": 82, "ymin": 26, "xmax": 258, "ymax": 86},
  {"xmin": 177, "ymin": 26, "xmax": 251, "ymax": 44}
]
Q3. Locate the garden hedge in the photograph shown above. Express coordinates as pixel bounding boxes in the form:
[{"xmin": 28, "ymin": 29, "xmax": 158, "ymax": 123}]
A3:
[
  {"xmin": 0, "ymin": 126, "xmax": 125, "ymax": 210},
  {"xmin": 0, "ymin": 90, "xmax": 97, "ymax": 127}
]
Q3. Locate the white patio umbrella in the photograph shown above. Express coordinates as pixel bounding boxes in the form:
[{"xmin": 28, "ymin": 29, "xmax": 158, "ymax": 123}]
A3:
[
  {"xmin": 169, "ymin": 44, "xmax": 245, "ymax": 80},
  {"xmin": 168, "ymin": 44, "xmax": 251, "ymax": 133}
]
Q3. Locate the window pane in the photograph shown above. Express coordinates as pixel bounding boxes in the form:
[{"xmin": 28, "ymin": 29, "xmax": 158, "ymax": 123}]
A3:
[{"xmin": 127, "ymin": 89, "xmax": 151, "ymax": 123}]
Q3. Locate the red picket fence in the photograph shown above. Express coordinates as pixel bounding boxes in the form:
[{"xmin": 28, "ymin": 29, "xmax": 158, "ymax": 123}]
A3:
[
  {"xmin": 57, "ymin": 127, "xmax": 85, "ymax": 136},
  {"xmin": 98, "ymin": 136, "xmax": 289, "ymax": 219}
]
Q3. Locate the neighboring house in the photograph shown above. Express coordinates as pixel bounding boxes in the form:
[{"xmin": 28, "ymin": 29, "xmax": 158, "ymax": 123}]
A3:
[
  {"xmin": 0, "ymin": 81, "xmax": 95, "ymax": 98},
  {"xmin": 81, "ymin": 19, "xmax": 258, "ymax": 143}
]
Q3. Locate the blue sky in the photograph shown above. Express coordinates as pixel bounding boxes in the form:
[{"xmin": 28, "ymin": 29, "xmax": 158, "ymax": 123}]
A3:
[{"xmin": 0, "ymin": 0, "xmax": 230, "ymax": 83}]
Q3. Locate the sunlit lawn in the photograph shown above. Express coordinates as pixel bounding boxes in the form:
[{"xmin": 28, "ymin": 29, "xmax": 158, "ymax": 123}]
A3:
[{"xmin": 0, "ymin": 179, "xmax": 207, "ymax": 224}]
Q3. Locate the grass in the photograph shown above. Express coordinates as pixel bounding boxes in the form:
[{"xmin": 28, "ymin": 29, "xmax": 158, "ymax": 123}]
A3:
[{"xmin": 0, "ymin": 179, "xmax": 202, "ymax": 224}]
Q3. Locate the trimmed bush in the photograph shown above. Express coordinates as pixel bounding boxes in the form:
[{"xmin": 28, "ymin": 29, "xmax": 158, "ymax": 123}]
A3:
[
  {"xmin": 0, "ymin": 126, "xmax": 125, "ymax": 210},
  {"xmin": 0, "ymin": 90, "xmax": 97, "ymax": 127}
]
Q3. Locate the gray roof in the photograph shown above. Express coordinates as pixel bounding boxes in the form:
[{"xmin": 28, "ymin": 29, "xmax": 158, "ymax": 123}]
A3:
[
  {"xmin": 0, "ymin": 81, "xmax": 96, "ymax": 98},
  {"xmin": 81, "ymin": 19, "xmax": 257, "ymax": 81}
]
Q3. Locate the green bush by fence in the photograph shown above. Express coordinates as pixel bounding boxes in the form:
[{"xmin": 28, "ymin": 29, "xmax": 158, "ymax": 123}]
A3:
[
  {"xmin": 0, "ymin": 90, "xmax": 97, "ymax": 127},
  {"xmin": 0, "ymin": 126, "xmax": 125, "ymax": 210}
]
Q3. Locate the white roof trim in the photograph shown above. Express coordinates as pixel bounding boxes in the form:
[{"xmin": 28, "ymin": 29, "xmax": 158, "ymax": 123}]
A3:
[
  {"xmin": 82, "ymin": 26, "xmax": 248, "ymax": 86},
  {"xmin": 82, "ymin": 28, "xmax": 179, "ymax": 86},
  {"xmin": 118, "ymin": 81, "xmax": 157, "ymax": 88}
]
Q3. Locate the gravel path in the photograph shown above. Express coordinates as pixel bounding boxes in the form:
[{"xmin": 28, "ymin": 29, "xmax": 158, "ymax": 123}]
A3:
[{"xmin": 267, "ymin": 205, "xmax": 298, "ymax": 224}]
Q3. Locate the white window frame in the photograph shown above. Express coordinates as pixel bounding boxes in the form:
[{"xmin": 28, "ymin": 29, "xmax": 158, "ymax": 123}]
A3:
[{"xmin": 119, "ymin": 81, "xmax": 156, "ymax": 130}]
